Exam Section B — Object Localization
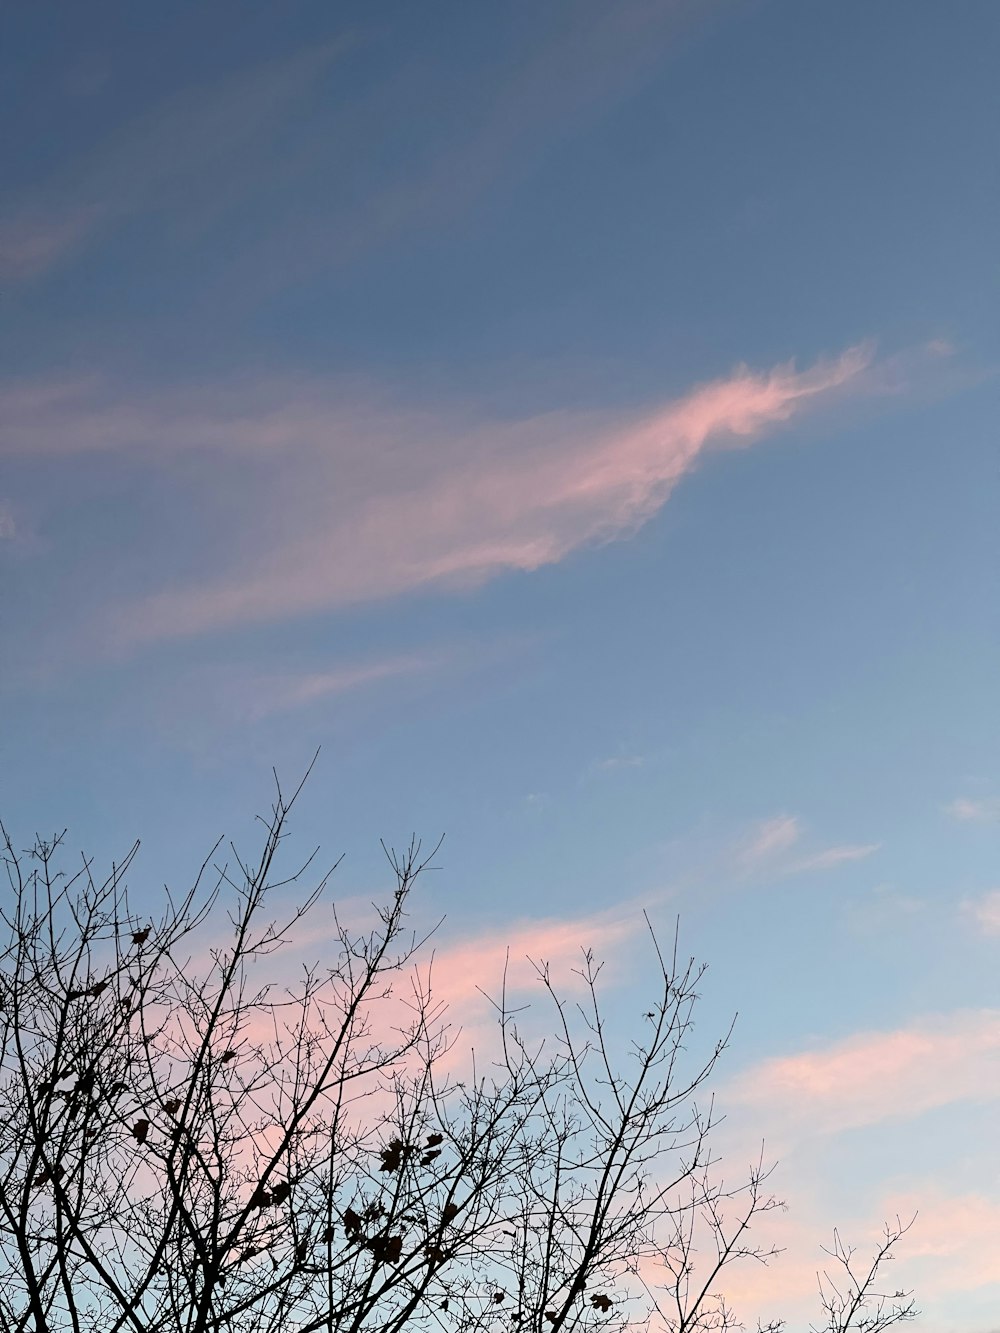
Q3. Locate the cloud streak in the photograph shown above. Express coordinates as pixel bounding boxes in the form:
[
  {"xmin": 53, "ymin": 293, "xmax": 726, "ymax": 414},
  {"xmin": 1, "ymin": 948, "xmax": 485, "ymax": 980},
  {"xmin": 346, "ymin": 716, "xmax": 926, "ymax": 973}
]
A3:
[
  {"xmin": 0, "ymin": 3, "xmax": 711, "ymax": 290},
  {"xmin": 242, "ymin": 654, "xmax": 441, "ymax": 720},
  {"xmin": 737, "ymin": 813, "xmax": 879, "ymax": 878},
  {"xmin": 740, "ymin": 814, "xmax": 800, "ymax": 863},
  {"xmin": 0, "ymin": 42, "xmax": 349, "ymax": 282},
  {"xmin": 728, "ymin": 1009, "xmax": 1000, "ymax": 1136}
]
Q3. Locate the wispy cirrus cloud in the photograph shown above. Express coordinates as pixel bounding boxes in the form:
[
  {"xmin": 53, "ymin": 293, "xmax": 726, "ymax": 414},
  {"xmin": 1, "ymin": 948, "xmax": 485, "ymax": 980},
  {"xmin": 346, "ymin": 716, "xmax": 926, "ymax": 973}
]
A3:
[
  {"xmin": 10, "ymin": 340, "xmax": 960, "ymax": 661},
  {"xmin": 0, "ymin": 3, "xmax": 710, "ymax": 289},
  {"xmin": 740, "ymin": 813, "xmax": 800, "ymax": 862},
  {"xmin": 241, "ymin": 653, "xmax": 442, "ymax": 721},
  {"xmin": 0, "ymin": 41, "xmax": 349, "ymax": 282},
  {"xmin": 68, "ymin": 343, "xmax": 869, "ymax": 645},
  {"xmin": 737, "ymin": 813, "xmax": 879, "ymax": 877},
  {"xmin": 789, "ymin": 842, "xmax": 881, "ymax": 872}
]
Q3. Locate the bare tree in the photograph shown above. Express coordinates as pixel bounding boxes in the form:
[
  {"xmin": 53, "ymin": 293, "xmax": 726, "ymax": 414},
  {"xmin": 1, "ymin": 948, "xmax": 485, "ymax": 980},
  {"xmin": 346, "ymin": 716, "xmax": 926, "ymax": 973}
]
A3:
[{"xmin": 0, "ymin": 772, "xmax": 916, "ymax": 1333}]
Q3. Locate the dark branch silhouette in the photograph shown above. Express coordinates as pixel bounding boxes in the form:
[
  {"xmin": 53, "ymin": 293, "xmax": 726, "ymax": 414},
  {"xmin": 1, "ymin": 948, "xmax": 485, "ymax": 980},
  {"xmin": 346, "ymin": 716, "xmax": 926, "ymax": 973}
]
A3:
[{"xmin": 0, "ymin": 772, "xmax": 916, "ymax": 1333}]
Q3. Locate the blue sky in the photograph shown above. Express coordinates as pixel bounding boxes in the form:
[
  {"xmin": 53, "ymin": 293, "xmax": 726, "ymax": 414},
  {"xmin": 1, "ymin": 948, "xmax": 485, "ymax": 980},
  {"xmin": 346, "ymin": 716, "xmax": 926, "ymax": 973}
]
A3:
[{"xmin": 2, "ymin": 3, "xmax": 999, "ymax": 1326}]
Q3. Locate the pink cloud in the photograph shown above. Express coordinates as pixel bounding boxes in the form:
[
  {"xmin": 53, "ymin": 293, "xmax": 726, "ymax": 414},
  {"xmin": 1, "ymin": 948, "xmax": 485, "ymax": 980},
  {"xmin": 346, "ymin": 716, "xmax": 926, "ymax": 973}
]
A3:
[
  {"xmin": 94, "ymin": 343, "xmax": 871, "ymax": 643},
  {"xmin": 174, "ymin": 896, "xmax": 645, "ymax": 1090},
  {"xmin": 425, "ymin": 909, "xmax": 640, "ymax": 1016},
  {"xmin": 727, "ymin": 1009, "xmax": 1000, "ymax": 1136}
]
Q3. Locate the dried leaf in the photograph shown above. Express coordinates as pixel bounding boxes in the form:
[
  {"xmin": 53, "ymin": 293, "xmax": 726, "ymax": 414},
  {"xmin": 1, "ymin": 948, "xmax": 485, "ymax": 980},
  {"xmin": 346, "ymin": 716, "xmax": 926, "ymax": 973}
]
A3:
[
  {"xmin": 163, "ymin": 1099, "xmax": 181, "ymax": 1116},
  {"xmin": 367, "ymin": 1232, "xmax": 403, "ymax": 1265},
  {"xmin": 131, "ymin": 928, "xmax": 150, "ymax": 945},
  {"xmin": 379, "ymin": 1138, "xmax": 405, "ymax": 1173},
  {"xmin": 590, "ymin": 1294, "xmax": 612, "ymax": 1313},
  {"xmin": 426, "ymin": 1132, "xmax": 444, "ymax": 1147},
  {"xmin": 131, "ymin": 1118, "xmax": 150, "ymax": 1144}
]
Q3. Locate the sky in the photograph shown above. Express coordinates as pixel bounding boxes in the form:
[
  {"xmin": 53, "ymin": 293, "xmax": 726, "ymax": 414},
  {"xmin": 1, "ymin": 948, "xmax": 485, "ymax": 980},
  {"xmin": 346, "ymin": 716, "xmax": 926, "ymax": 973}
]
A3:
[{"xmin": 1, "ymin": 1, "xmax": 999, "ymax": 1326}]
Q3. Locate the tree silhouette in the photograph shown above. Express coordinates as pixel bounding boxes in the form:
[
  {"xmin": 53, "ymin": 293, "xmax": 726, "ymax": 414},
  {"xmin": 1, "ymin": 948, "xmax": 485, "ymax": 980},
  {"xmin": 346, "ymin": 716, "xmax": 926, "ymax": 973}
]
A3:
[{"xmin": 0, "ymin": 771, "xmax": 916, "ymax": 1333}]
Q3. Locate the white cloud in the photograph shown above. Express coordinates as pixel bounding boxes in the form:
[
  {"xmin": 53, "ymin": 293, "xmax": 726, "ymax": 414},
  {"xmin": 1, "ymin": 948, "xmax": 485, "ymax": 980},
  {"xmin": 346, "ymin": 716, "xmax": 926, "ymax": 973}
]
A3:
[
  {"xmin": 737, "ymin": 814, "xmax": 879, "ymax": 877},
  {"xmin": 740, "ymin": 813, "xmax": 801, "ymax": 863},
  {"xmin": 589, "ymin": 754, "xmax": 645, "ymax": 775},
  {"xmin": 963, "ymin": 890, "xmax": 1000, "ymax": 936},
  {"xmin": 787, "ymin": 842, "xmax": 881, "ymax": 873}
]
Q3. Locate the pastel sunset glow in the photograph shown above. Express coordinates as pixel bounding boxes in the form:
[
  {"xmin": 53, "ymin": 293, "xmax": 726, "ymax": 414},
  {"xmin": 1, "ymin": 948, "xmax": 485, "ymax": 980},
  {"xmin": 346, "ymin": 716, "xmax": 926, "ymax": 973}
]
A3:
[{"xmin": 2, "ymin": 5, "xmax": 997, "ymax": 1330}]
